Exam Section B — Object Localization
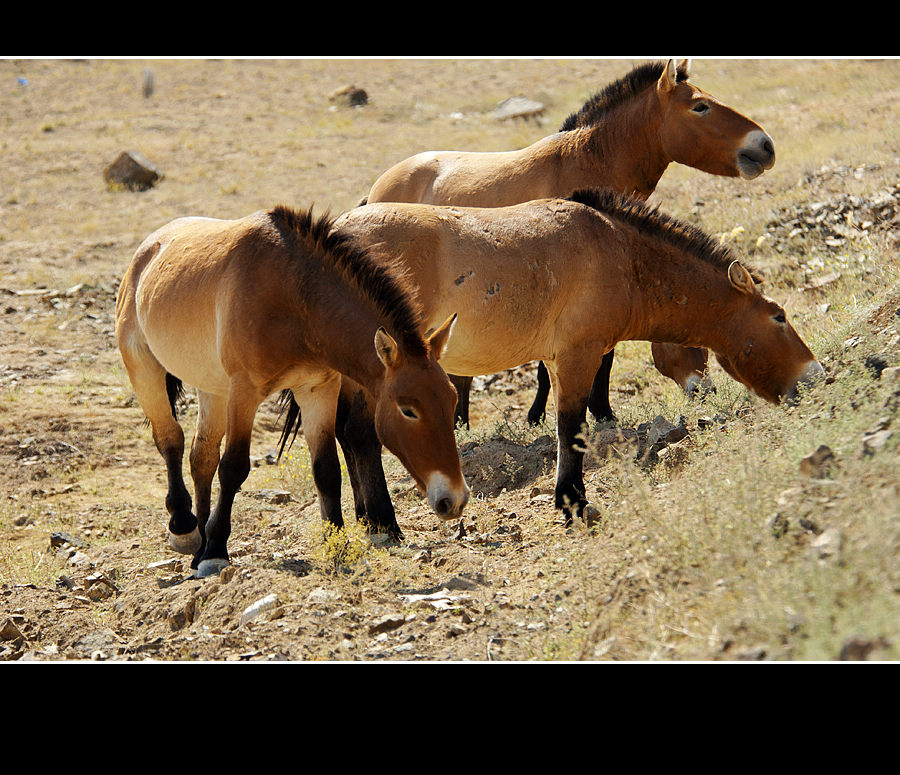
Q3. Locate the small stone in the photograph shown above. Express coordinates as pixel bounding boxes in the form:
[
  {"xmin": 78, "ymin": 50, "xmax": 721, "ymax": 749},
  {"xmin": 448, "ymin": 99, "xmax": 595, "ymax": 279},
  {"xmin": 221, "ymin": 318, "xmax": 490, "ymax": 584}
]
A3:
[
  {"xmin": 811, "ymin": 528, "xmax": 842, "ymax": 561},
  {"xmin": 368, "ymin": 615, "xmax": 408, "ymax": 636},
  {"xmin": 240, "ymin": 593, "xmax": 280, "ymax": 626},
  {"xmin": 839, "ymin": 635, "xmax": 890, "ymax": 660},
  {"xmin": 307, "ymin": 587, "xmax": 341, "ymax": 605},
  {"xmin": 862, "ymin": 429, "xmax": 893, "ymax": 456},
  {"xmin": 0, "ymin": 618, "xmax": 24, "ymax": 641},
  {"xmin": 493, "ymin": 95, "xmax": 545, "ymax": 121},
  {"xmin": 799, "ymin": 444, "xmax": 836, "ymax": 477},
  {"xmin": 103, "ymin": 150, "xmax": 162, "ymax": 191}
]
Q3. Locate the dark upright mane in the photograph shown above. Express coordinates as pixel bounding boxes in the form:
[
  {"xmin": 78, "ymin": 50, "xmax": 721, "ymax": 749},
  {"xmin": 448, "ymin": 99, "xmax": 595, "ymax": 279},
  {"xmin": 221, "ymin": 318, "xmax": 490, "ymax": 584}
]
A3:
[
  {"xmin": 268, "ymin": 205, "xmax": 429, "ymax": 459},
  {"xmin": 268, "ymin": 204, "xmax": 426, "ymax": 357},
  {"xmin": 568, "ymin": 188, "xmax": 759, "ymax": 278},
  {"xmin": 560, "ymin": 60, "xmax": 690, "ymax": 132}
]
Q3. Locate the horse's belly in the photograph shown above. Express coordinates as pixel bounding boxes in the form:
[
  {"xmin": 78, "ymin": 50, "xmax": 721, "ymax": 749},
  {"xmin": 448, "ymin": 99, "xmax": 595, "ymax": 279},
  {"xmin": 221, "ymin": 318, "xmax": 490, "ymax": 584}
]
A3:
[{"xmin": 429, "ymin": 282, "xmax": 551, "ymax": 376}]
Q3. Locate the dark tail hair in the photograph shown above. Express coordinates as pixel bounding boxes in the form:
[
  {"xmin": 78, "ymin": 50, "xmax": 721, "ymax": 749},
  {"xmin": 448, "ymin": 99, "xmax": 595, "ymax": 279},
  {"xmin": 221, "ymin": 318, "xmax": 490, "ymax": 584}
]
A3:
[
  {"xmin": 276, "ymin": 389, "xmax": 302, "ymax": 460},
  {"xmin": 166, "ymin": 373, "xmax": 185, "ymax": 418}
]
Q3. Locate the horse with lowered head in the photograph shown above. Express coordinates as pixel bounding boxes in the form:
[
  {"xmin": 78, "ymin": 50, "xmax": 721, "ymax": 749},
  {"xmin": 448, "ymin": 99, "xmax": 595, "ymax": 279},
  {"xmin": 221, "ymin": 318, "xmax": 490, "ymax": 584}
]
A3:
[
  {"xmin": 319, "ymin": 188, "xmax": 822, "ymax": 525},
  {"xmin": 116, "ymin": 206, "xmax": 468, "ymax": 577},
  {"xmin": 365, "ymin": 59, "xmax": 777, "ymax": 427}
]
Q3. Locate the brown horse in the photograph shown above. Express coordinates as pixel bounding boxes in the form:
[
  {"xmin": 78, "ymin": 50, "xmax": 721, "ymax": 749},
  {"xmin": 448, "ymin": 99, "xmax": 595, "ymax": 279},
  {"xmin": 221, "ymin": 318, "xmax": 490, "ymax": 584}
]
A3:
[
  {"xmin": 319, "ymin": 189, "xmax": 822, "ymax": 523},
  {"xmin": 116, "ymin": 206, "xmax": 468, "ymax": 577},
  {"xmin": 365, "ymin": 59, "xmax": 776, "ymax": 426}
]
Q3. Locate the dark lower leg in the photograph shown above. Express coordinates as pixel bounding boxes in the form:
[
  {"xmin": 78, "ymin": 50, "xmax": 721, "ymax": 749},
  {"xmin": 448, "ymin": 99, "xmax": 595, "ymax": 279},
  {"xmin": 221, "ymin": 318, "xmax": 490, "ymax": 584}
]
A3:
[
  {"xmin": 336, "ymin": 389, "xmax": 399, "ymax": 537},
  {"xmin": 450, "ymin": 375, "xmax": 472, "ymax": 429},
  {"xmin": 200, "ymin": 440, "xmax": 250, "ymax": 568},
  {"xmin": 528, "ymin": 362, "xmax": 552, "ymax": 425},
  {"xmin": 555, "ymin": 408, "xmax": 589, "ymax": 522},
  {"xmin": 587, "ymin": 350, "xmax": 616, "ymax": 422}
]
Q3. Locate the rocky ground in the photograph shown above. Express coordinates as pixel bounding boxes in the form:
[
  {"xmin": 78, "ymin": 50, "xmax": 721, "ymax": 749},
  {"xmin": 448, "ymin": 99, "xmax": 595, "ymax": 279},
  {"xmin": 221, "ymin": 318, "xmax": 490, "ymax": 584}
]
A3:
[{"xmin": 2, "ymin": 59, "xmax": 898, "ymax": 662}]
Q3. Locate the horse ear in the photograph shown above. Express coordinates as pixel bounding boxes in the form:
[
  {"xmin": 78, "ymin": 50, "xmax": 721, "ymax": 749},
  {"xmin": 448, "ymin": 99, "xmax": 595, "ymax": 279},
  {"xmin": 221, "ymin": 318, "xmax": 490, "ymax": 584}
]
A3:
[
  {"xmin": 427, "ymin": 313, "xmax": 457, "ymax": 361},
  {"xmin": 657, "ymin": 59, "xmax": 678, "ymax": 95},
  {"xmin": 728, "ymin": 261, "xmax": 757, "ymax": 296},
  {"xmin": 676, "ymin": 59, "xmax": 692, "ymax": 80},
  {"xmin": 374, "ymin": 327, "xmax": 400, "ymax": 369}
]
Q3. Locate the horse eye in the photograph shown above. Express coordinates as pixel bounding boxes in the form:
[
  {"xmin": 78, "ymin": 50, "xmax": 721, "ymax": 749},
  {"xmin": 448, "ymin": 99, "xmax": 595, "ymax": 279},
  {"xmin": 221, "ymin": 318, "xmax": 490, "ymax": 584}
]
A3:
[
  {"xmin": 400, "ymin": 405, "xmax": 419, "ymax": 420},
  {"xmin": 692, "ymin": 102, "xmax": 709, "ymax": 114},
  {"xmin": 774, "ymin": 312, "xmax": 786, "ymax": 324}
]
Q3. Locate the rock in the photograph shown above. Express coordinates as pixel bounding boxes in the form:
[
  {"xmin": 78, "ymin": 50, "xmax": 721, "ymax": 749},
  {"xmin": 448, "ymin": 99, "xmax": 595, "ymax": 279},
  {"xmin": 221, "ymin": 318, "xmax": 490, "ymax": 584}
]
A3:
[
  {"xmin": 839, "ymin": 634, "xmax": 890, "ymax": 660},
  {"xmin": 368, "ymin": 614, "xmax": 409, "ymax": 636},
  {"xmin": 799, "ymin": 444, "xmax": 836, "ymax": 477},
  {"xmin": 865, "ymin": 353, "xmax": 890, "ymax": 378},
  {"xmin": 862, "ymin": 428, "xmax": 893, "ymax": 456},
  {"xmin": 493, "ymin": 95, "xmax": 545, "ymax": 122},
  {"xmin": 142, "ymin": 68, "xmax": 154, "ymax": 98},
  {"xmin": 328, "ymin": 84, "xmax": 368, "ymax": 107},
  {"xmin": 307, "ymin": 587, "xmax": 341, "ymax": 605},
  {"xmin": 245, "ymin": 489, "xmax": 294, "ymax": 504},
  {"xmin": 0, "ymin": 617, "xmax": 24, "ymax": 641},
  {"xmin": 811, "ymin": 528, "xmax": 842, "ymax": 561},
  {"xmin": 103, "ymin": 151, "xmax": 162, "ymax": 192},
  {"xmin": 240, "ymin": 593, "xmax": 280, "ymax": 626}
]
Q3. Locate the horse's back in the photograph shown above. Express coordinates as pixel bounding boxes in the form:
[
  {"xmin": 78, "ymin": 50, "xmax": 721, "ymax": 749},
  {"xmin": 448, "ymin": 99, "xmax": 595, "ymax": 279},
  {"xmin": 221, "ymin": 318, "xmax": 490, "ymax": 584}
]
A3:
[
  {"xmin": 119, "ymin": 211, "xmax": 285, "ymax": 394},
  {"xmin": 334, "ymin": 198, "xmax": 621, "ymax": 374},
  {"xmin": 367, "ymin": 146, "xmax": 547, "ymax": 207}
]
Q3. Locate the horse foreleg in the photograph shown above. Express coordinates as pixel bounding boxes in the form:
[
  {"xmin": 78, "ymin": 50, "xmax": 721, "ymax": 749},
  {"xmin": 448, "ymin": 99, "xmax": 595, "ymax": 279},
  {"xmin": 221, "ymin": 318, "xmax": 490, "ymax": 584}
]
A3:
[
  {"xmin": 335, "ymin": 382, "xmax": 401, "ymax": 538},
  {"xmin": 587, "ymin": 349, "xmax": 616, "ymax": 422},
  {"xmin": 527, "ymin": 361, "xmax": 551, "ymax": 425},
  {"xmin": 549, "ymin": 361, "xmax": 594, "ymax": 523},
  {"xmin": 295, "ymin": 377, "xmax": 345, "ymax": 530},
  {"xmin": 188, "ymin": 391, "xmax": 226, "ymax": 570},
  {"xmin": 196, "ymin": 386, "xmax": 259, "ymax": 578}
]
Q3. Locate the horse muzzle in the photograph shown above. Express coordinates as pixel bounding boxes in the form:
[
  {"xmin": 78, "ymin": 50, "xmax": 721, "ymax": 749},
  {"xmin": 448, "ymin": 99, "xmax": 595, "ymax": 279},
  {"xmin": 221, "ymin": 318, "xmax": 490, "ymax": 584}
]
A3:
[
  {"xmin": 737, "ymin": 130, "xmax": 776, "ymax": 179},
  {"xmin": 784, "ymin": 360, "xmax": 825, "ymax": 405},
  {"xmin": 426, "ymin": 472, "xmax": 470, "ymax": 520}
]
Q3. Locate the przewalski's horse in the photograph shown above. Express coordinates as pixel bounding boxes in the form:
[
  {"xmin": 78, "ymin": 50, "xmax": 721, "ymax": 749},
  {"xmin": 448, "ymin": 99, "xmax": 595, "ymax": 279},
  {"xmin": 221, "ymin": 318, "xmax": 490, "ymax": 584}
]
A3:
[
  {"xmin": 116, "ymin": 206, "xmax": 468, "ymax": 577},
  {"xmin": 365, "ymin": 59, "xmax": 777, "ymax": 427},
  {"xmin": 320, "ymin": 189, "xmax": 822, "ymax": 523}
]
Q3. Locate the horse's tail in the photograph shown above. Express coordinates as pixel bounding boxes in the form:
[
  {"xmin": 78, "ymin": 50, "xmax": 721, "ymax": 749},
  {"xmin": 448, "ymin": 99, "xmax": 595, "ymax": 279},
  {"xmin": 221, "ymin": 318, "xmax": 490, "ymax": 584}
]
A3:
[
  {"xmin": 276, "ymin": 389, "xmax": 302, "ymax": 460},
  {"xmin": 165, "ymin": 373, "xmax": 186, "ymax": 418}
]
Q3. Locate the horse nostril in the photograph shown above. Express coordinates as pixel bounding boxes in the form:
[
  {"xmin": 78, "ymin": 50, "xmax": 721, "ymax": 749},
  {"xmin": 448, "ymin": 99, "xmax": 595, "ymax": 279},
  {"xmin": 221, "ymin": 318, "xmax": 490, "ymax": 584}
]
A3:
[
  {"xmin": 763, "ymin": 139, "xmax": 775, "ymax": 158},
  {"xmin": 435, "ymin": 497, "xmax": 452, "ymax": 516}
]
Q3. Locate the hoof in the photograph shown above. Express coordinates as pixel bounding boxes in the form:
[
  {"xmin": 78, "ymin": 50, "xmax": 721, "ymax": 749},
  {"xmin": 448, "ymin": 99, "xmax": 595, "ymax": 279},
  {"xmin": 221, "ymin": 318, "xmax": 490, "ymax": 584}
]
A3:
[
  {"xmin": 168, "ymin": 526, "xmax": 202, "ymax": 555},
  {"xmin": 196, "ymin": 557, "xmax": 230, "ymax": 578}
]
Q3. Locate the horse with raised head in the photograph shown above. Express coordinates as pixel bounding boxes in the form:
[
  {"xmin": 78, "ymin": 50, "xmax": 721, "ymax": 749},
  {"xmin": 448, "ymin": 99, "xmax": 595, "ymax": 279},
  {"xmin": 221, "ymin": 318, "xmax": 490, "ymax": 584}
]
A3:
[
  {"xmin": 116, "ymin": 206, "xmax": 468, "ymax": 577},
  {"xmin": 365, "ymin": 59, "xmax": 776, "ymax": 426},
  {"xmin": 321, "ymin": 189, "xmax": 821, "ymax": 523}
]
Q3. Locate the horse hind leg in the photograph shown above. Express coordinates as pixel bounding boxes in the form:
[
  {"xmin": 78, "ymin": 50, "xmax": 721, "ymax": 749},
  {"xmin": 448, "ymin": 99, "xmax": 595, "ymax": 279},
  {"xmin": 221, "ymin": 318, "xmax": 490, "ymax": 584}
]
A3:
[
  {"xmin": 188, "ymin": 391, "xmax": 227, "ymax": 572},
  {"xmin": 196, "ymin": 381, "xmax": 261, "ymax": 578},
  {"xmin": 587, "ymin": 350, "xmax": 616, "ymax": 423},
  {"xmin": 120, "ymin": 344, "xmax": 201, "ymax": 555},
  {"xmin": 527, "ymin": 361, "xmax": 552, "ymax": 425}
]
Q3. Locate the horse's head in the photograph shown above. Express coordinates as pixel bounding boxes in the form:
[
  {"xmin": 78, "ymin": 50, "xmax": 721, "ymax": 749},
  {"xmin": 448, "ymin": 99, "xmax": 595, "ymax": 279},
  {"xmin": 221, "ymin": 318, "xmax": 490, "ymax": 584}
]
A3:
[
  {"xmin": 372, "ymin": 313, "xmax": 469, "ymax": 520},
  {"xmin": 715, "ymin": 261, "xmax": 823, "ymax": 404},
  {"xmin": 656, "ymin": 58, "xmax": 776, "ymax": 180}
]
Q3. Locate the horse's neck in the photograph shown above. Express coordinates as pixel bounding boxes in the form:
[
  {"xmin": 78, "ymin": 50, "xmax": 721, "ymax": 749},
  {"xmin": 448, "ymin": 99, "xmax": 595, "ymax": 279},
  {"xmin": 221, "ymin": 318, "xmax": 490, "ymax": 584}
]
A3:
[
  {"xmin": 303, "ymin": 278, "xmax": 387, "ymax": 395},
  {"xmin": 624, "ymin": 244, "xmax": 734, "ymax": 351},
  {"xmin": 561, "ymin": 96, "xmax": 669, "ymax": 199}
]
